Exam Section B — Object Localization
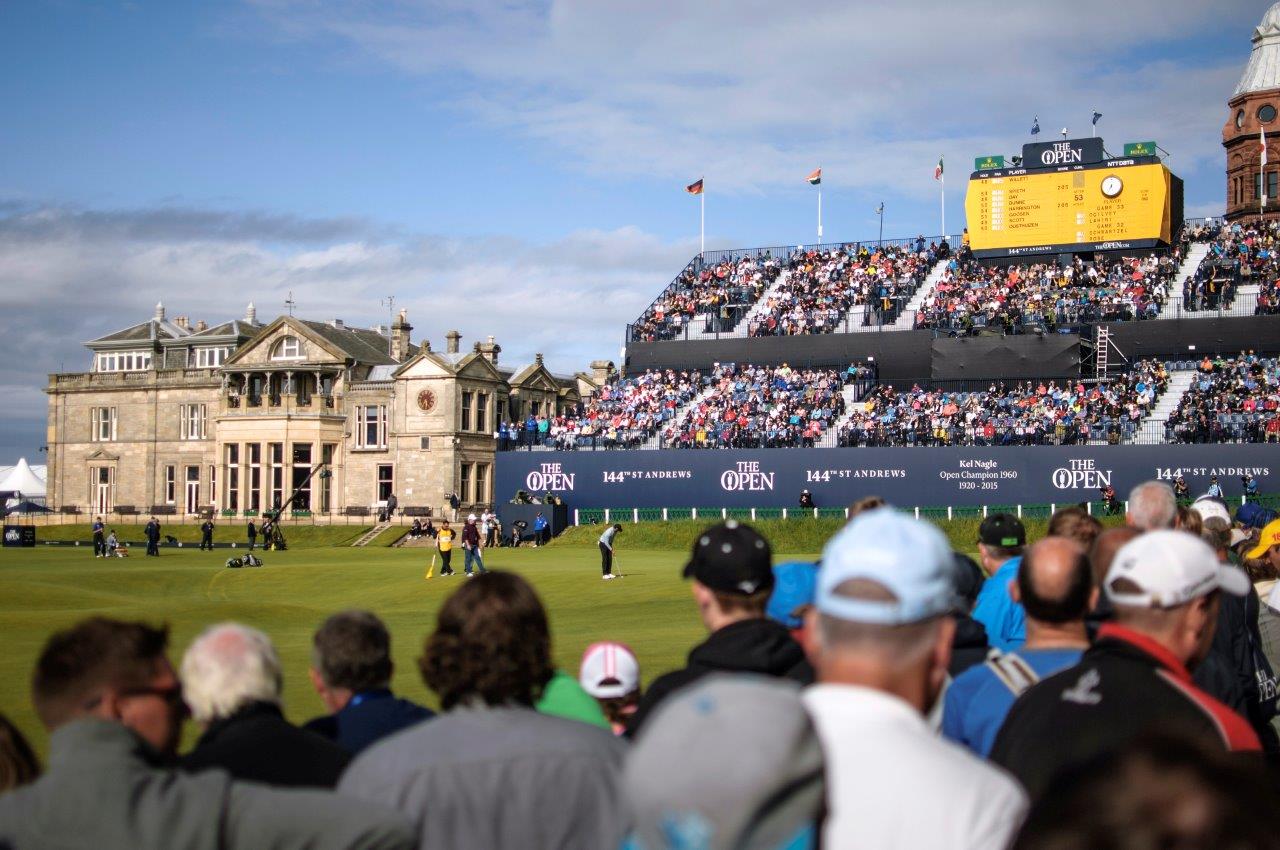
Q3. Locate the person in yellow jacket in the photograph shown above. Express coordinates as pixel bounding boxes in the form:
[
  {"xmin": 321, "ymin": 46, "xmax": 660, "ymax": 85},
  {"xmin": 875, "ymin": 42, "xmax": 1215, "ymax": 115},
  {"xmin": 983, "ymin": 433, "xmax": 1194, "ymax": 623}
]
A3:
[{"xmin": 436, "ymin": 520, "xmax": 456, "ymax": 576}]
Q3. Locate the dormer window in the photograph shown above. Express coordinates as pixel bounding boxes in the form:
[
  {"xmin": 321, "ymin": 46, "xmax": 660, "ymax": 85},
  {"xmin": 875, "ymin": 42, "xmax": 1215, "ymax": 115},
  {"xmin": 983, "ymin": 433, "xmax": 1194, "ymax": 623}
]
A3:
[
  {"xmin": 95, "ymin": 350, "xmax": 151, "ymax": 372},
  {"xmin": 271, "ymin": 336, "xmax": 304, "ymax": 361}
]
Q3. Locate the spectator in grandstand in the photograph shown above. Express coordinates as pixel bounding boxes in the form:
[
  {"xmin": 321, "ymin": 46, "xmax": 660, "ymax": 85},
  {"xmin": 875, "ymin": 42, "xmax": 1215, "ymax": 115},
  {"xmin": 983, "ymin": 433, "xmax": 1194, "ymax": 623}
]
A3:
[
  {"xmin": 801, "ymin": 508, "xmax": 1027, "ymax": 848},
  {"xmin": 1047, "ymin": 505, "xmax": 1103, "ymax": 549},
  {"xmin": 990, "ymin": 532, "xmax": 1261, "ymax": 801},
  {"xmin": 625, "ymin": 521, "xmax": 809, "ymax": 736},
  {"xmin": 1126, "ymin": 480, "xmax": 1177, "ymax": 530},
  {"xmin": 1168, "ymin": 353, "xmax": 1280, "ymax": 444},
  {"xmin": 578, "ymin": 641, "xmax": 642, "ymax": 736},
  {"xmin": 339, "ymin": 572, "xmax": 627, "ymax": 850},
  {"xmin": 0, "ymin": 713, "xmax": 38, "ymax": 792},
  {"xmin": 180, "ymin": 622, "xmax": 350, "ymax": 788},
  {"xmin": 0, "ymin": 617, "xmax": 414, "ymax": 850},
  {"xmin": 303, "ymin": 611, "xmax": 435, "ymax": 755},
  {"xmin": 625, "ymin": 677, "xmax": 824, "ymax": 850},
  {"xmin": 971, "ymin": 513, "xmax": 1028, "ymax": 651},
  {"xmin": 1011, "ymin": 732, "xmax": 1277, "ymax": 850},
  {"xmin": 949, "ymin": 553, "xmax": 991, "ymax": 677},
  {"xmin": 943, "ymin": 537, "xmax": 1093, "ymax": 756}
]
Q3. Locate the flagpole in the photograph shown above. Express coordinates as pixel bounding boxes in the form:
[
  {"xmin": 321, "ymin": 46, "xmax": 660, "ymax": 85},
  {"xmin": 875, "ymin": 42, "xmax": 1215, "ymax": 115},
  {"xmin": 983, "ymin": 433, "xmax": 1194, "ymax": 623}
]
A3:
[
  {"xmin": 940, "ymin": 172, "xmax": 946, "ymax": 243},
  {"xmin": 817, "ymin": 186, "xmax": 823, "ymax": 243},
  {"xmin": 700, "ymin": 186, "xmax": 705, "ymax": 256}
]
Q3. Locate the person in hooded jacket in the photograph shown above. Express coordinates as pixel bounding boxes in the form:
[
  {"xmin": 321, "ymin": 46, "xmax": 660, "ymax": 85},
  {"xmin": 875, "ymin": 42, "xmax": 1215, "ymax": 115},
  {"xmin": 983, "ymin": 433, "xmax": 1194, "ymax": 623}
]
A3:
[{"xmin": 625, "ymin": 522, "xmax": 811, "ymax": 737}]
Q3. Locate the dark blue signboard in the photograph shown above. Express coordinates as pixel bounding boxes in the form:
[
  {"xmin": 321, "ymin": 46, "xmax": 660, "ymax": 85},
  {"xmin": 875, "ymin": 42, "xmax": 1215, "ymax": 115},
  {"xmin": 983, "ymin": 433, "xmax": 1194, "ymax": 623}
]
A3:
[
  {"xmin": 2, "ymin": 525, "xmax": 36, "ymax": 547},
  {"xmin": 496, "ymin": 446, "xmax": 1276, "ymax": 510}
]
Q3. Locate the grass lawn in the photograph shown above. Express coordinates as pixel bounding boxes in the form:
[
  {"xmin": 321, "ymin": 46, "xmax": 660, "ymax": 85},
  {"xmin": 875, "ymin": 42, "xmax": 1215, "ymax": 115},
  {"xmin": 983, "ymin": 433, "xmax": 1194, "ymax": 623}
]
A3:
[{"xmin": 0, "ymin": 542, "xmax": 752, "ymax": 758}]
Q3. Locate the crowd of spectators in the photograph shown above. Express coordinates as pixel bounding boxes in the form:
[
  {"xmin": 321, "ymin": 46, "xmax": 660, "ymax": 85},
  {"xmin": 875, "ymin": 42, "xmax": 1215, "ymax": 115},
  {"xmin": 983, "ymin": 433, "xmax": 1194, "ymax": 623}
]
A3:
[
  {"xmin": 4, "ymin": 486, "xmax": 1280, "ymax": 849},
  {"xmin": 747, "ymin": 242, "xmax": 933, "ymax": 337},
  {"xmin": 629, "ymin": 256, "xmax": 780, "ymax": 342},
  {"xmin": 658, "ymin": 362, "xmax": 850, "ymax": 448},
  {"xmin": 1167, "ymin": 352, "xmax": 1280, "ymax": 444},
  {"xmin": 1181, "ymin": 219, "xmax": 1280, "ymax": 316},
  {"xmin": 837, "ymin": 360, "xmax": 1169, "ymax": 447}
]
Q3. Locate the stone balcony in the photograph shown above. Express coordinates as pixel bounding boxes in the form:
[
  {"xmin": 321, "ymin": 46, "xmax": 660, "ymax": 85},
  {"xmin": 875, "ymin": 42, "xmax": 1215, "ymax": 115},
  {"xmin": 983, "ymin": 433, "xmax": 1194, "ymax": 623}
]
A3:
[{"xmin": 48, "ymin": 368, "xmax": 222, "ymax": 391}]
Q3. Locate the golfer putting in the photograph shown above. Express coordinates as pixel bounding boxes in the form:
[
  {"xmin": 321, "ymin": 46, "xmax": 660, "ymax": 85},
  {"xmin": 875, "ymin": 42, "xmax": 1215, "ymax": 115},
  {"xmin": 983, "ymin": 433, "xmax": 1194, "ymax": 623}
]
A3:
[{"xmin": 599, "ymin": 523, "xmax": 622, "ymax": 580}]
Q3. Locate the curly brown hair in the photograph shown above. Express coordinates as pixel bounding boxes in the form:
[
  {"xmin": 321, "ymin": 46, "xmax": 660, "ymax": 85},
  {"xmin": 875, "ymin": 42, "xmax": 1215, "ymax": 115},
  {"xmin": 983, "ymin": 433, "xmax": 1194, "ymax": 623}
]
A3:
[{"xmin": 419, "ymin": 572, "xmax": 553, "ymax": 711}]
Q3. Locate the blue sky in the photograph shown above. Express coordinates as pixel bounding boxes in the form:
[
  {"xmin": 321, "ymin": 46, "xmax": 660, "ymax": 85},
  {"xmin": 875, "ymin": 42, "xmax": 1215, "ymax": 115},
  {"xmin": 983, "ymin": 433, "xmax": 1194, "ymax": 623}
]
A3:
[{"xmin": 0, "ymin": 0, "xmax": 1270, "ymax": 458}]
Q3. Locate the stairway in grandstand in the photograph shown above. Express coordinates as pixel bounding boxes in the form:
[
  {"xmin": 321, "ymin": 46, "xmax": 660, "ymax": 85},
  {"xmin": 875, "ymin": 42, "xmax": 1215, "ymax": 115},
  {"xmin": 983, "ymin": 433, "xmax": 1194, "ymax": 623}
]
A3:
[
  {"xmin": 351, "ymin": 521, "xmax": 391, "ymax": 547},
  {"xmin": 731, "ymin": 270, "xmax": 792, "ymax": 338},
  {"xmin": 639, "ymin": 380, "xmax": 722, "ymax": 448},
  {"xmin": 817, "ymin": 381, "xmax": 878, "ymax": 447},
  {"xmin": 1153, "ymin": 242, "xmax": 1212, "ymax": 320},
  {"xmin": 677, "ymin": 273, "xmax": 790, "ymax": 341},
  {"xmin": 892, "ymin": 258, "xmax": 951, "ymax": 328},
  {"xmin": 1126, "ymin": 369, "xmax": 1197, "ymax": 444}
]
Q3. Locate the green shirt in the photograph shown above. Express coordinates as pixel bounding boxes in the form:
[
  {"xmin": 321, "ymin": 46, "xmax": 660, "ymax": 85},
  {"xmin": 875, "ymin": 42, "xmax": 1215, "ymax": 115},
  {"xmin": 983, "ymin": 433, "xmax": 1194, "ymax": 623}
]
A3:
[{"xmin": 535, "ymin": 670, "xmax": 610, "ymax": 730}]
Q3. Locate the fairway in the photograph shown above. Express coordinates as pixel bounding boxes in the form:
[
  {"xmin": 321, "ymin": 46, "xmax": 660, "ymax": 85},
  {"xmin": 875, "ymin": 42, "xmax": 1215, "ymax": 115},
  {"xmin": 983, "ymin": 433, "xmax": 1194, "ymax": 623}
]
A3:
[{"xmin": 0, "ymin": 542, "xmax": 746, "ymax": 756}]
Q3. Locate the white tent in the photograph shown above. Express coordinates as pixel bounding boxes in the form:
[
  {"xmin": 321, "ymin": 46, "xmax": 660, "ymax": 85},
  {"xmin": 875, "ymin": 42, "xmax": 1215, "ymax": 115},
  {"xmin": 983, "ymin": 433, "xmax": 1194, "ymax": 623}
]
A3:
[{"xmin": 0, "ymin": 458, "xmax": 47, "ymax": 500}]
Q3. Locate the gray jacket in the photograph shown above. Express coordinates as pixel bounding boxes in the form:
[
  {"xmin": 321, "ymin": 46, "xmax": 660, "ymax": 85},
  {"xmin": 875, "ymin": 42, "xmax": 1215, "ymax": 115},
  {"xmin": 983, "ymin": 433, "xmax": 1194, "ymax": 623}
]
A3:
[
  {"xmin": 0, "ymin": 719, "xmax": 415, "ymax": 850},
  {"xmin": 339, "ymin": 703, "xmax": 628, "ymax": 850}
]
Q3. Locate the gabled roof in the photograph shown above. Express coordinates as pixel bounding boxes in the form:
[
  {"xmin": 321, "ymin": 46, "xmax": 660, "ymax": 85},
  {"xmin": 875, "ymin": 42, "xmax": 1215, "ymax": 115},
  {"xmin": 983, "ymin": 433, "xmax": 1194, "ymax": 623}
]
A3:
[
  {"xmin": 86, "ymin": 318, "xmax": 190, "ymax": 347},
  {"xmin": 296, "ymin": 320, "xmax": 405, "ymax": 366},
  {"xmin": 394, "ymin": 348, "xmax": 505, "ymax": 381}
]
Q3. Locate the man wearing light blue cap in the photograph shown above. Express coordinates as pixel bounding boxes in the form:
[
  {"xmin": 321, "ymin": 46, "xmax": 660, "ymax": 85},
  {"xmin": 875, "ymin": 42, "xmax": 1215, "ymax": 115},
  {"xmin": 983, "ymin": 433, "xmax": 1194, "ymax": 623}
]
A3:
[{"xmin": 801, "ymin": 508, "xmax": 1027, "ymax": 849}]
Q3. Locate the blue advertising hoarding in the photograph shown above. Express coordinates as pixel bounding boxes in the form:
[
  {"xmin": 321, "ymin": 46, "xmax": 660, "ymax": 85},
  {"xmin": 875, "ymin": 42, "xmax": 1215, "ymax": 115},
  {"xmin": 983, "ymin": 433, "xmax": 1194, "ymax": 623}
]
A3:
[{"xmin": 496, "ymin": 446, "xmax": 1275, "ymax": 510}]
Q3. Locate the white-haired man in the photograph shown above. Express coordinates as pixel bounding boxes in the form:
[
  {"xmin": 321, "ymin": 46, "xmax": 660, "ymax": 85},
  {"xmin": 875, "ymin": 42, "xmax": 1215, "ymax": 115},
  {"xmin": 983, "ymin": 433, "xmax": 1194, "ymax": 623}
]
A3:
[
  {"xmin": 1126, "ymin": 480, "xmax": 1177, "ymax": 531},
  {"xmin": 180, "ymin": 622, "xmax": 351, "ymax": 788},
  {"xmin": 802, "ymin": 508, "xmax": 1028, "ymax": 848}
]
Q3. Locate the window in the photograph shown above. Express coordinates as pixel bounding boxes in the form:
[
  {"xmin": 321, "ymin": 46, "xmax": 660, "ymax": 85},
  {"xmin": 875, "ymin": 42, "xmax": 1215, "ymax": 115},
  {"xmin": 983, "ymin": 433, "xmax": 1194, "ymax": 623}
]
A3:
[
  {"xmin": 459, "ymin": 462, "xmax": 473, "ymax": 505},
  {"xmin": 461, "ymin": 391, "xmax": 473, "ymax": 432},
  {"xmin": 355, "ymin": 405, "xmax": 387, "ymax": 449},
  {"xmin": 1268, "ymin": 172, "xmax": 1277, "ymax": 200},
  {"xmin": 91, "ymin": 407, "xmax": 117, "ymax": 442},
  {"xmin": 190, "ymin": 346, "xmax": 231, "ymax": 368},
  {"xmin": 225, "ymin": 444, "xmax": 240, "ymax": 511},
  {"xmin": 1238, "ymin": 108, "xmax": 1246, "ymax": 129},
  {"xmin": 164, "ymin": 465, "xmax": 176, "ymax": 505},
  {"xmin": 319, "ymin": 444, "xmax": 335, "ymax": 513},
  {"xmin": 185, "ymin": 466, "xmax": 201, "ymax": 514},
  {"xmin": 179, "ymin": 403, "xmax": 207, "ymax": 440},
  {"xmin": 209, "ymin": 464, "xmax": 216, "ymax": 510},
  {"xmin": 475, "ymin": 392, "xmax": 488, "ymax": 433},
  {"xmin": 377, "ymin": 464, "xmax": 394, "ymax": 503},
  {"xmin": 248, "ymin": 443, "xmax": 261, "ymax": 511},
  {"xmin": 291, "ymin": 443, "xmax": 313, "ymax": 511},
  {"xmin": 94, "ymin": 350, "xmax": 151, "ymax": 373},
  {"xmin": 269, "ymin": 443, "xmax": 284, "ymax": 510},
  {"xmin": 475, "ymin": 462, "xmax": 489, "ymax": 505},
  {"xmin": 270, "ymin": 336, "xmax": 304, "ymax": 361},
  {"xmin": 497, "ymin": 398, "xmax": 507, "ymax": 426},
  {"xmin": 1260, "ymin": 104, "xmax": 1277, "ymax": 124},
  {"xmin": 92, "ymin": 466, "xmax": 114, "ymax": 514}
]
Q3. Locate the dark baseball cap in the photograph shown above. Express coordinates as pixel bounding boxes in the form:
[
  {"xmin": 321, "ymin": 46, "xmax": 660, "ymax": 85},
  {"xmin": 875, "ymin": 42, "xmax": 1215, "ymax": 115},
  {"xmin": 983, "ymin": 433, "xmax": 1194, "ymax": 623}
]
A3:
[
  {"xmin": 683, "ymin": 521, "xmax": 774, "ymax": 596},
  {"xmin": 978, "ymin": 513, "xmax": 1026, "ymax": 548}
]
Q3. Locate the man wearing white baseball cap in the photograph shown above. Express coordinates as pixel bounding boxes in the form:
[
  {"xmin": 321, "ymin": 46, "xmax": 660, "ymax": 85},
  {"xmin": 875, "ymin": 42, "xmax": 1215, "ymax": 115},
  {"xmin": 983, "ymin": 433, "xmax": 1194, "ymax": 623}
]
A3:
[
  {"xmin": 801, "ymin": 508, "xmax": 1027, "ymax": 850},
  {"xmin": 991, "ymin": 530, "xmax": 1262, "ymax": 801},
  {"xmin": 579, "ymin": 642, "xmax": 641, "ymax": 735}
]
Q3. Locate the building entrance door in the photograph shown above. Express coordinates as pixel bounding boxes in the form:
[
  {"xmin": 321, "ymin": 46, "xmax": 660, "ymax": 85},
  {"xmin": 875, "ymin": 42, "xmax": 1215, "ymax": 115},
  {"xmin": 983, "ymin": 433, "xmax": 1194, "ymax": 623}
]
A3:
[{"xmin": 185, "ymin": 466, "xmax": 200, "ymax": 514}]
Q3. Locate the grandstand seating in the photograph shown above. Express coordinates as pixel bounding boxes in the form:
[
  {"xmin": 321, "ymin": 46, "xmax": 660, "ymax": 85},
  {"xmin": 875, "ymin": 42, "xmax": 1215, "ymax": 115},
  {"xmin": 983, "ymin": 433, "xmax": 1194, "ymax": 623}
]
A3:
[
  {"xmin": 630, "ymin": 257, "xmax": 780, "ymax": 342},
  {"xmin": 1165, "ymin": 354, "xmax": 1280, "ymax": 443}
]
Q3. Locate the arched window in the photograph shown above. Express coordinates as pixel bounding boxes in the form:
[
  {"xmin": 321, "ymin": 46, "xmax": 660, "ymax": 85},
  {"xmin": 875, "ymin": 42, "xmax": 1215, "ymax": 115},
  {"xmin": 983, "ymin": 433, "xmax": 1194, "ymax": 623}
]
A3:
[{"xmin": 271, "ymin": 336, "xmax": 304, "ymax": 361}]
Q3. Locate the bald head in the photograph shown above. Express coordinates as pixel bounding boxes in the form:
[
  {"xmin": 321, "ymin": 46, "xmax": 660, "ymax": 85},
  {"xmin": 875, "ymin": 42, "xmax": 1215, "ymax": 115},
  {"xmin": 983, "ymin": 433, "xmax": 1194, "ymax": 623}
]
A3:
[
  {"xmin": 1017, "ymin": 536, "xmax": 1092, "ymax": 625},
  {"xmin": 1127, "ymin": 481, "xmax": 1177, "ymax": 531},
  {"xmin": 1088, "ymin": 526, "xmax": 1143, "ymax": 587}
]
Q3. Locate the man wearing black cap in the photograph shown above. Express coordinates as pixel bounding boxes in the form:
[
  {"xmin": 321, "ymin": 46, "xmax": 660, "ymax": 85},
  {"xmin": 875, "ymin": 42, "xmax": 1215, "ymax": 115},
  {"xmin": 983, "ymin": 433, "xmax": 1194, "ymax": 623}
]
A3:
[
  {"xmin": 971, "ymin": 513, "xmax": 1027, "ymax": 651},
  {"xmin": 625, "ymin": 521, "xmax": 810, "ymax": 737}
]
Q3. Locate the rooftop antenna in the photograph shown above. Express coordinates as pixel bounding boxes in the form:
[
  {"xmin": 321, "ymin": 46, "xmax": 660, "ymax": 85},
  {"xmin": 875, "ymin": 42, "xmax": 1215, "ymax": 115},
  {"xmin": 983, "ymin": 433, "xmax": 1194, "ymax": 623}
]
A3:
[
  {"xmin": 285, "ymin": 291, "xmax": 297, "ymax": 317},
  {"xmin": 381, "ymin": 295, "xmax": 396, "ymax": 356}
]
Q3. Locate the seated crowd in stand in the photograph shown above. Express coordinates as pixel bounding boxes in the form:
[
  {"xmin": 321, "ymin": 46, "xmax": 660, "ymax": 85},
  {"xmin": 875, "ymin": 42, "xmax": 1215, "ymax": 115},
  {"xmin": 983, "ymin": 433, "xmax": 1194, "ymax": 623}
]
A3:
[
  {"xmin": 5, "ymin": 487, "xmax": 1280, "ymax": 850},
  {"xmin": 747, "ymin": 242, "xmax": 933, "ymax": 336},
  {"xmin": 1167, "ymin": 352, "xmax": 1280, "ymax": 444},
  {"xmin": 658, "ymin": 362, "xmax": 849, "ymax": 448},
  {"xmin": 837, "ymin": 359, "xmax": 1169, "ymax": 447},
  {"xmin": 1182, "ymin": 219, "xmax": 1280, "ymax": 315},
  {"xmin": 629, "ymin": 256, "xmax": 780, "ymax": 342}
]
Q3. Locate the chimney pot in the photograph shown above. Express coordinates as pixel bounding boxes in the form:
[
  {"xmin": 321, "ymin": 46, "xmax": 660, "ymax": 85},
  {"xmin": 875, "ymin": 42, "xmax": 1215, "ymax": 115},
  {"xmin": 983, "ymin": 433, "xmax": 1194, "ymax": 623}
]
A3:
[
  {"xmin": 196, "ymin": 319, "xmax": 208, "ymax": 332},
  {"xmin": 446, "ymin": 330, "xmax": 462, "ymax": 354},
  {"xmin": 154, "ymin": 302, "xmax": 165, "ymax": 321},
  {"xmin": 245, "ymin": 302, "xmax": 256, "ymax": 324}
]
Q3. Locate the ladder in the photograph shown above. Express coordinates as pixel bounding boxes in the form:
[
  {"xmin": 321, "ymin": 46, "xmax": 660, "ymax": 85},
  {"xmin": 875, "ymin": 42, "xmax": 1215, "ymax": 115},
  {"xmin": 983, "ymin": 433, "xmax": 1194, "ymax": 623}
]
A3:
[{"xmin": 1094, "ymin": 326, "xmax": 1127, "ymax": 381}]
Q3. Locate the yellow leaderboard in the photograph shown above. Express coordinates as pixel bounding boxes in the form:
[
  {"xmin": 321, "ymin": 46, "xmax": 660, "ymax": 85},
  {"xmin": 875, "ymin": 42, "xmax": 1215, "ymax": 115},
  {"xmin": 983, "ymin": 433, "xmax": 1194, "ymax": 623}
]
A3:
[{"xmin": 965, "ymin": 160, "xmax": 1173, "ymax": 258}]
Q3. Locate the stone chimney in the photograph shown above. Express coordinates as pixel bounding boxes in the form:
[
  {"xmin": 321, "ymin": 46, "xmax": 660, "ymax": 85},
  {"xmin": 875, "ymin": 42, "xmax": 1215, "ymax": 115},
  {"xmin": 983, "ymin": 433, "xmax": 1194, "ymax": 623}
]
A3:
[
  {"xmin": 154, "ymin": 302, "xmax": 165, "ymax": 322},
  {"xmin": 195, "ymin": 319, "xmax": 208, "ymax": 332},
  {"xmin": 446, "ymin": 329, "xmax": 462, "ymax": 354},
  {"xmin": 590, "ymin": 359, "xmax": 615, "ymax": 386},
  {"xmin": 477, "ymin": 334, "xmax": 501, "ymax": 363},
  {"xmin": 174, "ymin": 315, "xmax": 190, "ymax": 331},
  {"xmin": 245, "ymin": 302, "xmax": 256, "ymax": 324},
  {"xmin": 534, "ymin": 353, "xmax": 544, "ymax": 367},
  {"xmin": 391, "ymin": 308, "xmax": 413, "ymax": 363},
  {"xmin": 422, "ymin": 339, "xmax": 432, "ymax": 352}
]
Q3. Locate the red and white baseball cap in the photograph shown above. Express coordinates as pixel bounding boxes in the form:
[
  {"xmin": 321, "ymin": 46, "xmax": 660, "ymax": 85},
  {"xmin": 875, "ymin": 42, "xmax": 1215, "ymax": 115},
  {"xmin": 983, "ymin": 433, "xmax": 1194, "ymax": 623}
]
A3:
[
  {"xmin": 1105, "ymin": 530, "xmax": 1250, "ymax": 608},
  {"xmin": 579, "ymin": 641, "xmax": 640, "ymax": 699}
]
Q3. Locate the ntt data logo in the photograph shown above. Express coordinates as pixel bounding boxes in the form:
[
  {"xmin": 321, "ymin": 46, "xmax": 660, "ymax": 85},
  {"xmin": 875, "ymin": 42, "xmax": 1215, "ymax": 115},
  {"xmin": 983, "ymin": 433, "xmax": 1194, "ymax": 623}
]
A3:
[
  {"xmin": 720, "ymin": 461, "xmax": 775, "ymax": 492},
  {"xmin": 525, "ymin": 462, "xmax": 575, "ymax": 492},
  {"xmin": 1052, "ymin": 459, "xmax": 1112, "ymax": 490}
]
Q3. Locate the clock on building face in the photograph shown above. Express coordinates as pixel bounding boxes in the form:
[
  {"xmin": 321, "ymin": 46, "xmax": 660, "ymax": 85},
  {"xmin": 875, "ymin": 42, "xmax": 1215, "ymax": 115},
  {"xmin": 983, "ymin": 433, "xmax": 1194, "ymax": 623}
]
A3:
[{"xmin": 417, "ymin": 389, "xmax": 437, "ymax": 412}]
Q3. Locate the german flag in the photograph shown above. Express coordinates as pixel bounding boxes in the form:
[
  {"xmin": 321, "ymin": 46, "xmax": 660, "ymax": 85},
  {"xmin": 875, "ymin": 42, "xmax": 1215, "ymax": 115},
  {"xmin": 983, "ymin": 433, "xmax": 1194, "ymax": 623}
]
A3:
[
  {"xmin": 806, "ymin": 168, "xmax": 822, "ymax": 186},
  {"xmin": 686, "ymin": 178, "xmax": 704, "ymax": 195}
]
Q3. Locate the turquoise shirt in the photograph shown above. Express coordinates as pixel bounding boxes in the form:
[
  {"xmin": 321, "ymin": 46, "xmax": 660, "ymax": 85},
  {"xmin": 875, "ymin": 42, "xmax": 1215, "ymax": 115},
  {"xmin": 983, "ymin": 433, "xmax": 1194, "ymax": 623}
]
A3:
[{"xmin": 971, "ymin": 556, "xmax": 1025, "ymax": 651}]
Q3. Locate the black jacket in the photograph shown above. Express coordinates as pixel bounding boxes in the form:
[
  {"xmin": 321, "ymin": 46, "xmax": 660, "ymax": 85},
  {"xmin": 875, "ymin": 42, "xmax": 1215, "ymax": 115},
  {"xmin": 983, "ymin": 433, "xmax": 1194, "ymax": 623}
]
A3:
[
  {"xmin": 949, "ymin": 614, "xmax": 991, "ymax": 678},
  {"xmin": 990, "ymin": 624, "xmax": 1260, "ymax": 801},
  {"xmin": 626, "ymin": 617, "xmax": 811, "ymax": 737},
  {"xmin": 181, "ymin": 701, "xmax": 350, "ymax": 788},
  {"xmin": 303, "ymin": 689, "xmax": 435, "ymax": 756}
]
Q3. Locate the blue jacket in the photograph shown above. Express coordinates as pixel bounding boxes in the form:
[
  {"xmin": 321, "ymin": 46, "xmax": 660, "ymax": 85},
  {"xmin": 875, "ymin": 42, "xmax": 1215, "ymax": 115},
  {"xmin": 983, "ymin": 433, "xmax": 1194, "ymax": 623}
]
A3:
[
  {"xmin": 303, "ymin": 690, "xmax": 435, "ymax": 756},
  {"xmin": 941, "ymin": 647, "xmax": 1083, "ymax": 756},
  {"xmin": 971, "ymin": 556, "xmax": 1025, "ymax": 651}
]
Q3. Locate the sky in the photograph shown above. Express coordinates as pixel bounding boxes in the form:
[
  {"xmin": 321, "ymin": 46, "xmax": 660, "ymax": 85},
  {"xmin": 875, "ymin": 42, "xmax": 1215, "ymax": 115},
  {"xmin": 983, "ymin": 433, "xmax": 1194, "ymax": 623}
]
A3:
[{"xmin": 0, "ymin": 0, "xmax": 1269, "ymax": 459}]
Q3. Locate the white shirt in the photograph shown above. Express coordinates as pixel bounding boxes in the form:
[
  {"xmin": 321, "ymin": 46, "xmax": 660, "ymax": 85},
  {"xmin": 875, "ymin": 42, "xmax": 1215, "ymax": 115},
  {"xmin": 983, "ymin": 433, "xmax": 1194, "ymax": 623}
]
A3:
[{"xmin": 804, "ymin": 683, "xmax": 1027, "ymax": 850}]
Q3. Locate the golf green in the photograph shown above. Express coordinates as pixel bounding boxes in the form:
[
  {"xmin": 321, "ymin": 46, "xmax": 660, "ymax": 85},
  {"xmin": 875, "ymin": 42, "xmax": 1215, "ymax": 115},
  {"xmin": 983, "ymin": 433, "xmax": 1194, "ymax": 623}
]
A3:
[{"xmin": 0, "ymin": 542, "xmax": 770, "ymax": 757}]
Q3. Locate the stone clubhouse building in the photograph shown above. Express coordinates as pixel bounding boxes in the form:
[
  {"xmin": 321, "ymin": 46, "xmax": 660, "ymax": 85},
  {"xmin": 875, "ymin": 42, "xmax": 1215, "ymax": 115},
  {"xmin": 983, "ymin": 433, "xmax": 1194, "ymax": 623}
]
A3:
[{"xmin": 44, "ymin": 302, "xmax": 605, "ymax": 521}]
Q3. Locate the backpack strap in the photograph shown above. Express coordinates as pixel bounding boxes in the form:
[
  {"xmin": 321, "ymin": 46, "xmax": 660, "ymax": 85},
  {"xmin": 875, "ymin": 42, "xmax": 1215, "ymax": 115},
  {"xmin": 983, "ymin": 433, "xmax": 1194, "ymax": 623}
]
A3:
[{"xmin": 985, "ymin": 651, "xmax": 1041, "ymax": 697}]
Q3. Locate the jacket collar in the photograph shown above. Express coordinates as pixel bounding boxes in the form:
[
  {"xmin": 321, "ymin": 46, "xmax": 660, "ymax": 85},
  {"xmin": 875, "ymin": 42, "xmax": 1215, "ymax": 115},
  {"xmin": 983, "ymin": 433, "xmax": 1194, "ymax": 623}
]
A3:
[
  {"xmin": 196, "ymin": 700, "xmax": 285, "ymax": 747},
  {"xmin": 1095, "ymin": 623, "xmax": 1192, "ymax": 682},
  {"xmin": 49, "ymin": 718, "xmax": 165, "ymax": 770}
]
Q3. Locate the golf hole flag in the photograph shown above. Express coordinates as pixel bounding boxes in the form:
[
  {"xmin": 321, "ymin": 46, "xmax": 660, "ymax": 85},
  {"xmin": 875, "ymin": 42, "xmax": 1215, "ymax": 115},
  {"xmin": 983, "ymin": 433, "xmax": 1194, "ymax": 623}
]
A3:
[
  {"xmin": 934, "ymin": 157, "xmax": 944, "ymax": 180},
  {"xmin": 686, "ymin": 178, "xmax": 704, "ymax": 195},
  {"xmin": 806, "ymin": 168, "xmax": 822, "ymax": 186}
]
